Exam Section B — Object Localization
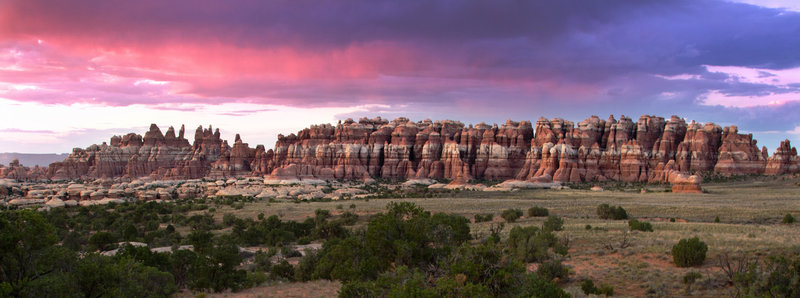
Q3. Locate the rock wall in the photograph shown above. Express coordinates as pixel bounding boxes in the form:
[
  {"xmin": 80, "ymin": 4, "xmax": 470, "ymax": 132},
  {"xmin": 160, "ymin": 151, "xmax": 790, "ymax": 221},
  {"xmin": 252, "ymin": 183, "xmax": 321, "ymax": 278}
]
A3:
[
  {"xmin": 259, "ymin": 115, "xmax": 797, "ymax": 183},
  {"xmin": 10, "ymin": 115, "xmax": 800, "ymax": 182},
  {"xmin": 46, "ymin": 124, "xmax": 230, "ymax": 180}
]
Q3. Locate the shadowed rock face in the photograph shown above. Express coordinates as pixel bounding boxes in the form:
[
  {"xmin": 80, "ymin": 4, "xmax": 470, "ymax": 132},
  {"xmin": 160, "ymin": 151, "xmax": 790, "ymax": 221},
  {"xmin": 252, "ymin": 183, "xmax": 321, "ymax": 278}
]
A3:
[{"xmin": 22, "ymin": 115, "xmax": 800, "ymax": 182}]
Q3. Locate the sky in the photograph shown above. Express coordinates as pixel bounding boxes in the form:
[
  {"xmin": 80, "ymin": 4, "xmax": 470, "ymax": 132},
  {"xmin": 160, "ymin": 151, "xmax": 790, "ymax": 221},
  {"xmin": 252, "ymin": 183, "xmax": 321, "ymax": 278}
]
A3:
[{"xmin": 1, "ymin": 0, "xmax": 800, "ymax": 154}]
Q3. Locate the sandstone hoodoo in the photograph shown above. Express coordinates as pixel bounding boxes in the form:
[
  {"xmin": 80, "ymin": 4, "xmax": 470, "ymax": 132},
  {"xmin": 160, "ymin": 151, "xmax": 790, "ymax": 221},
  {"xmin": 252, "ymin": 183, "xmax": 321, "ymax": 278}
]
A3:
[
  {"xmin": 17, "ymin": 115, "xmax": 800, "ymax": 186},
  {"xmin": 0, "ymin": 159, "xmax": 47, "ymax": 180}
]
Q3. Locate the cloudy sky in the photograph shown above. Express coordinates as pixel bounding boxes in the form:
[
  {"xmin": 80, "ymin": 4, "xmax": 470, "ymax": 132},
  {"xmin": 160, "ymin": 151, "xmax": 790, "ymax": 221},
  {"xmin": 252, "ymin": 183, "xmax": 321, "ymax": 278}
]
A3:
[{"xmin": 1, "ymin": 0, "xmax": 800, "ymax": 153}]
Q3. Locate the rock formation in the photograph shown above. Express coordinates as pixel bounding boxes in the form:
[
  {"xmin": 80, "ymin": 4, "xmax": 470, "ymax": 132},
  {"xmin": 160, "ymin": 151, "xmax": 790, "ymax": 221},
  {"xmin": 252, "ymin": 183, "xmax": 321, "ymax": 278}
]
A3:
[
  {"xmin": 714, "ymin": 126, "xmax": 767, "ymax": 175},
  {"xmin": 259, "ymin": 115, "xmax": 795, "ymax": 184},
  {"xmin": 671, "ymin": 174, "xmax": 704, "ymax": 193},
  {"xmin": 4, "ymin": 115, "xmax": 798, "ymax": 184},
  {"xmin": 46, "ymin": 124, "xmax": 232, "ymax": 180},
  {"xmin": 0, "ymin": 159, "xmax": 47, "ymax": 180},
  {"xmin": 765, "ymin": 139, "xmax": 799, "ymax": 175}
]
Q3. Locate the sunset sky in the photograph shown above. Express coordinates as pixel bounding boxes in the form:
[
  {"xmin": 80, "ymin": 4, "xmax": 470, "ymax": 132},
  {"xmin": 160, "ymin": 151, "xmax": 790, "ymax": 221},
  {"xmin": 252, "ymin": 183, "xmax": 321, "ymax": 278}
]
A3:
[{"xmin": 1, "ymin": 0, "xmax": 800, "ymax": 154}]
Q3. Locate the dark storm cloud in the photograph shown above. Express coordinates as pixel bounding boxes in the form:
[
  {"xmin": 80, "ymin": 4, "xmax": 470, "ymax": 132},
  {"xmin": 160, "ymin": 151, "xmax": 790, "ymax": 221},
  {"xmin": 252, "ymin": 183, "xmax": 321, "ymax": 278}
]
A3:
[{"xmin": 2, "ymin": 0, "xmax": 800, "ymax": 150}]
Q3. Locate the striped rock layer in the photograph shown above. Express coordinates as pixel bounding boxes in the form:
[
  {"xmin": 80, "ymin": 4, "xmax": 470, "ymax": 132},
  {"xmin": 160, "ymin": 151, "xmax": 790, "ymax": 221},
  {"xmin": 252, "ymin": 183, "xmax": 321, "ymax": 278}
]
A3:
[{"xmin": 34, "ymin": 115, "xmax": 799, "ymax": 183}]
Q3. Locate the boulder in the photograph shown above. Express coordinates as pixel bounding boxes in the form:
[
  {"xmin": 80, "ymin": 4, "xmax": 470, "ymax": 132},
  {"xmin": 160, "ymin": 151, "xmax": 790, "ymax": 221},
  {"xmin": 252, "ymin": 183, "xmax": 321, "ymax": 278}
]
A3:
[{"xmin": 671, "ymin": 174, "xmax": 703, "ymax": 193}]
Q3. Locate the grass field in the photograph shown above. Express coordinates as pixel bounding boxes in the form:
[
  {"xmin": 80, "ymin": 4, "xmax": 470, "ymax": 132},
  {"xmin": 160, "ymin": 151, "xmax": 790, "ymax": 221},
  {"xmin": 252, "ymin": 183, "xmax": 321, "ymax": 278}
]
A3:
[{"xmin": 211, "ymin": 175, "xmax": 800, "ymax": 297}]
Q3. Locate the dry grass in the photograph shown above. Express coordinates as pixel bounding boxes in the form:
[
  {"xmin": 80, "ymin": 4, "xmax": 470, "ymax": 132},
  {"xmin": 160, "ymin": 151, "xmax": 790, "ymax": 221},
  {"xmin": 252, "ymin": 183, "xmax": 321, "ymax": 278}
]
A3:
[{"xmin": 214, "ymin": 175, "xmax": 800, "ymax": 297}]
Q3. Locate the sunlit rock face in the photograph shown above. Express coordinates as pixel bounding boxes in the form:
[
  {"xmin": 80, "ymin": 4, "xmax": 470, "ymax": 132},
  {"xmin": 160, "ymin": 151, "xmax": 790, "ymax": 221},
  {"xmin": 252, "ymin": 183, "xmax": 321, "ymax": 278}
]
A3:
[
  {"xmin": 714, "ymin": 126, "xmax": 767, "ymax": 175},
  {"xmin": 20, "ymin": 115, "xmax": 798, "ymax": 182},
  {"xmin": 46, "ymin": 124, "xmax": 228, "ymax": 180},
  {"xmin": 765, "ymin": 139, "xmax": 800, "ymax": 175}
]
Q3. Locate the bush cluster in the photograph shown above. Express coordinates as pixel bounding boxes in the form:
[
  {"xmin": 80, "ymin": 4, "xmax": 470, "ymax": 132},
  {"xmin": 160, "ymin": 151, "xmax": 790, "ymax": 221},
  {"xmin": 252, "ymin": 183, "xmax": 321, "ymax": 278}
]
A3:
[
  {"xmin": 474, "ymin": 213, "xmax": 494, "ymax": 223},
  {"xmin": 0, "ymin": 198, "xmax": 371, "ymax": 296},
  {"xmin": 501, "ymin": 208, "xmax": 524, "ymax": 223},
  {"xmin": 782, "ymin": 213, "xmax": 796, "ymax": 224},
  {"xmin": 0, "ymin": 210, "xmax": 250, "ymax": 296},
  {"xmin": 338, "ymin": 211, "xmax": 359, "ymax": 226},
  {"xmin": 597, "ymin": 204, "xmax": 628, "ymax": 220},
  {"xmin": 733, "ymin": 254, "xmax": 800, "ymax": 296},
  {"xmin": 527, "ymin": 206, "xmax": 549, "ymax": 217},
  {"xmin": 506, "ymin": 226, "xmax": 568, "ymax": 262},
  {"xmin": 628, "ymin": 219, "xmax": 653, "ymax": 232},
  {"xmin": 536, "ymin": 258, "xmax": 569, "ymax": 281},
  {"xmin": 310, "ymin": 202, "xmax": 472, "ymax": 282},
  {"xmin": 672, "ymin": 237, "xmax": 708, "ymax": 267},
  {"xmin": 581, "ymin": 279, "xmax": 614, "ymax": 296},
  {"xmin": 307, "ymin": 202, "xmax": 568, "ymax": 297},
  {"xmin": 543, "ymin": 216, "xmax": 564, "ymax": 232},
  {"xmin": 2, "ymin": 197, "xmax": 574, "ymax": 297},
  {"xmin": 682, "ymin": 271, "xmax": 701, "ymax": 285}
]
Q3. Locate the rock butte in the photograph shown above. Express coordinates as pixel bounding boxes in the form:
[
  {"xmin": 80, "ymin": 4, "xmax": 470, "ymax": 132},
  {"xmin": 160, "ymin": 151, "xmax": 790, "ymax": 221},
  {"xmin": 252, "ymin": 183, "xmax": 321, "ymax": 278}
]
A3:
[{"xmin": 3, "ymin": 116, "xmax": 798, "ymax": 192}]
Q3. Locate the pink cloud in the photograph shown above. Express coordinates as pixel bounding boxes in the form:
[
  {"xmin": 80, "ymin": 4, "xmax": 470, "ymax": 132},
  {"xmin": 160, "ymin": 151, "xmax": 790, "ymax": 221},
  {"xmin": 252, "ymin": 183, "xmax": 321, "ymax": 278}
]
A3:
[
  {"xmin": 705, "ymin": 65, "xmax": 800, "ymax": 86},
  {"xmin": 0, "ymin": 128, "xmax": 57, "ymax": 134},
  {"xmin": 700, "ymin": 90, "xmax": 800, "ymax": 107},
  {"xmin": 1, "ymin": 0, "xmax": 608, "ymax": 109},
  {"xmin": 1, "ymin": 36, "xmax": 601, "ymax": 109}
]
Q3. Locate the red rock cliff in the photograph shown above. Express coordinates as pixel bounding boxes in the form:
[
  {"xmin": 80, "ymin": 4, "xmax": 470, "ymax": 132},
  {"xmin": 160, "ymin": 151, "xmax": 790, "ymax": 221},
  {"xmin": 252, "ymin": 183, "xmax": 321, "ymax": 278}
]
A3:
[{"xmin": 31, "ymin": 115, "xmax": 800, "ymax": 182}]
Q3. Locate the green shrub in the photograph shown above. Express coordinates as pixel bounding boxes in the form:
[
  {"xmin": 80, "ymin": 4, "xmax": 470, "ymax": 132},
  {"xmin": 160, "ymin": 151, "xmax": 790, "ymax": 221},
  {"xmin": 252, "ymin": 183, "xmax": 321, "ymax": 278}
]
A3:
[
  {"xmin": 294, "ymin": 250, "xmax": 320, "ymax": 282},
  {"xmin": 628, "ymin": 219, "xmax": 653, "ymax": 232},
  {"xmin": 683, "ymin": 271, "xmax": 701, "ymax": 284},
  {"xmin": 507, "ymin": 226, "xmax": 564, "ymax": 262},
  {"xmin": 338, "ymin": 211, "xmax": 359, "ymax": 226},
  {"xmin": 581, "ymin": 279, "xmax": 613, "ymax": 296},
  {"xmin": 585, "ymin": 224, "xmax": 592, "ymax": 230},
  {"xmin": 445, "ymin": 243, "xmax": 568, "ymax": 297},
  {"xmin": 314, "ymin": 202, "xmax": 471, "ymax": 282},
  {"xmin": 672, "ymin": 237, "xmax": 708, "ymax": 267},
  {"xmin": 122, "ymin": 223, "xmax": 138, "ymax": 241},
  {"xmin": 597, "ymin": 204, "xmax": 628, "ymax": 220},
  {"xmin": 341, "ymin": 255, "xmax": 569, "ymax": 298},
  {"xmin": 598, "ymin": 284, "xmax": 614, "ymax": 296},
  {"xmin": 581, "ymin": 279, "xmax": 597, "ymax": 295},
  {"xmin": 733, "ymin": 254, "xmax": 800, "ymax": 297},
  {"xmin": 527, "ymin": 206, "xmax": 549, "ymax": 217},
  {"xmin": 314, "ymin": 209, "xmax": 331, "ymax": 220},
  {"xmin": 782, "ymin": 213, "xmax": 796, "ymax": 224},
  {"xmin": 714, "ymin": 216, "xmax": 720, "ymax": 223},
  {"xmin": 270, "ymin": 260, "xmax": 295, "ymax": 281},
  {"xmin": 222, "ymin": 213, "xmax": 236, "ymax": 227},
  {"xmin": 501, "ymin": 208, "xmax": 523, "ymax": 223},
  {"xmin": 474, "ymin": 213, "xmax": 494, "ymax": 223},
  {"xmin": 536, "ymin": 258, "xmax": 569, "ymax": 281},
  {"xmin": 670, "ymin": 218, "xmax": 676, "ymax": 222},
  {"xmin": 543, "ymin": 216, "xmax": 564, "ymax": 232},
  {"xmin": 89, "ymin": 231, "xmax": 118, "ymax": 251},
  {"xmin": 245, "ymin": 271, "xmax": 268, "ymax": 288}
]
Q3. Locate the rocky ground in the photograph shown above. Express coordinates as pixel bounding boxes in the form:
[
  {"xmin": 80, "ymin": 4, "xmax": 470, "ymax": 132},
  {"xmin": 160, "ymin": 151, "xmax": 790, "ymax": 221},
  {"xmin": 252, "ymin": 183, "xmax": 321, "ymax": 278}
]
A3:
[{"xmin": 0, "ymin": 176, "xmax": 581, "ymax": 210}]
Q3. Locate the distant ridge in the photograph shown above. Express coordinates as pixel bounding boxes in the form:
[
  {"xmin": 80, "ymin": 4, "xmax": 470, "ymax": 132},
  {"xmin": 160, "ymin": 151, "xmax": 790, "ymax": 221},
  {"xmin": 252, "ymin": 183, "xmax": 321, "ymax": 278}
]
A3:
[{"xmin": 0, "ymin": 153, "xmax": 69, "ymax": 167}]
